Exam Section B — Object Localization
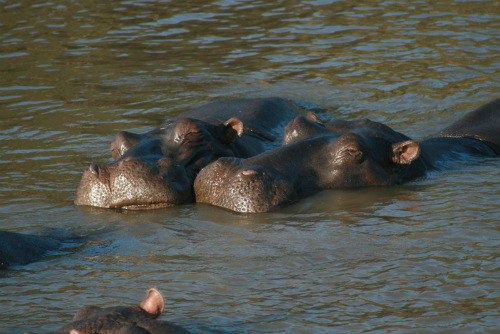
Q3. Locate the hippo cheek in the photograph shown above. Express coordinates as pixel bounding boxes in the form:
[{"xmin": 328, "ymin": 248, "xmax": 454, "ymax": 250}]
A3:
[{"xmin": 227, "ymin": 169, "xmax": 295, "ymax": 213}]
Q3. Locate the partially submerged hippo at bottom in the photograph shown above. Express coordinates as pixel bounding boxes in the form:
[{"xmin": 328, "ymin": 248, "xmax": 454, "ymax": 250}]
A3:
[
  {"xmin": 74, "ymin": 97, "xmax": 302, "ymax": 209},
  {"xmin": 194, "ymin": 98, "xmax": 500, "ymax": 213},
  {"xmin": 25, "ymin": 288, "xmax": 190, "ymax": 334},
  {"xmin": 0, "ymin": 231, "xmax": 60, "ymax": 270}
]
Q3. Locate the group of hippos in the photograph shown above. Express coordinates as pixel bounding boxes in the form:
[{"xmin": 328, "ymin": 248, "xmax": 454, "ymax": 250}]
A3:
[
  {"xmin": 75, "ymin": 96, "xmax": 500, "ymax": 213},
  {"xmin": 3, "ymin": 96, "xmax": 499, "ymax": 334}
]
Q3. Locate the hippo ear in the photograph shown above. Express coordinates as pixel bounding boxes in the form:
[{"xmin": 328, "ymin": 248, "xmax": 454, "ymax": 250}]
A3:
[
  {"xmin": 306, "ymin": 112, "xmax": 324, "ymax": 124},
  {"xmin": 222, "ymin": 117, "xmax": 244, "ymax": 143},
  {"xmin": 392, "ymin": 140, "xmax": 420, "ymax": 164},
  {"xmin": 140, "ymin": 288, "xmax": 165, "ymax": 318}
]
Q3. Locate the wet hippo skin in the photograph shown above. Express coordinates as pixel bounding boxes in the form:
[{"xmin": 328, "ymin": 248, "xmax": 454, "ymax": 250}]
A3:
[
  {"xmin": 0, "ymin": 231, "xmax": 60, "ymax": 270},
  {"xmin": 110, "ymin": 97, "xmax": 301, "ymax": 161},
  {"xmin": 194, "ymin": 98, "xmax": 500, "ymax": 213},
  {"xmin": 75, "ymin": 97, "xmax": 301, "ymax": 209},
  {"xmin": 25, "ymin": 288, "xmax": 191, "ymax": 334},
  {"xmin": 194, "ymin": 130, "xmax": 423, "ymax": 213},
  {"xmin": 75, "ymin": 138, "xmax": 193, "ymax": 209}
]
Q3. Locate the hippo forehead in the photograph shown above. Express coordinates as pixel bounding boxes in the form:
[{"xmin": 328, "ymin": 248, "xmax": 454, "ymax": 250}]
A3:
[
  {"xmin": 328, "ymin": 132, "xmax": 395, "ymax": 165},
  {"xmin": 73, "ymin": 305, "xmax": 140, "ymax": 321},
  {"xmin": 330, "ymin": 119, "xmax": 410, "ymax": 140},
  {"xmin": 162, "ymin": 118, "xmax": 217, "ymax": 143},
  {"xmin": 284, "ymin": 116, "xmax": 411, "ymax": 146},
  {"xmin": 161, "ymin": 119, "xmax": 229, "ymax": 156}
]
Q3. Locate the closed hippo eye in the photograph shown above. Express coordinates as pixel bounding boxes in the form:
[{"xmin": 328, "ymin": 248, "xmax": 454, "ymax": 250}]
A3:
[
  {"xmin": 333, "ymin": 133, "xmax": 366, "ymax": 163},
  {"xmin": 175, "ymin": 130, "xmax": 202, "ymax": 145},
  {"xmin": 172, "ymin": 119, "xmax": 203, "ymax": 144},
  {"xmin": 337, "ymin": 147, "xmax": 364, "ymax": 163},
  {"xmin": 184, "ymin": 130, "xmax": 203, "ymax": 141}
]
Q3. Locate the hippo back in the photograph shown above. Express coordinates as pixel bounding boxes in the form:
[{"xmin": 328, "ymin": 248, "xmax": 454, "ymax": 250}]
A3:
[
  {"xmin": 0, "ymin": 231, "xmax": 60, "ymax": 269},
  {"xmin": 434, "ymin": 98, "xmax": 500, "ymax": 154}
]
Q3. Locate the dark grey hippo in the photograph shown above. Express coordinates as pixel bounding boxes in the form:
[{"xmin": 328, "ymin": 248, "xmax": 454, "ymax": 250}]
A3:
[
  {"xmin": 0, "ymin": 231, "xmax": 60, "ymax": 270},
  {"xmin": 194, "ymin": 98, "xmax": 500, "ymax": 213},
  {"xmin": 25, "ymin": 288, "xmax": 191, "ymax": 334},
  {"xmin": 75, "ymin": 97, "xmax": 302, "ymax": 209}
]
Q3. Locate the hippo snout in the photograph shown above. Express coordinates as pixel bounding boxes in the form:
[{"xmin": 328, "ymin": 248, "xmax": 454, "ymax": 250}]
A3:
[
  {"xmin": 194, "ymin": 158, "xmax": 295, "ymax": 213},
  {"xmin": 75, "ymin": 157, "xmax": 192, "ymax": 209}
]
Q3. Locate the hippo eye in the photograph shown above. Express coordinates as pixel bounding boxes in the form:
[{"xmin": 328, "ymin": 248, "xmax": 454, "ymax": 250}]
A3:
[
  {"xmin": 338, "ymin": 147, "xmax": 364, "ymax": 163},
  {"xmin": 174, "ymin": 130, "xmax": 202, "ymax": 144},
  {"xmin": 185, "ymin": 130, "xmax": 204, "ymax": 142}
]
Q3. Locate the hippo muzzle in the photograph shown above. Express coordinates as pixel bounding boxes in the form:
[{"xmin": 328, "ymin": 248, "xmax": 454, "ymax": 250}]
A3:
[{"xmin": 75, "ymin": 157, "xmax": 192, "ymax": 209}]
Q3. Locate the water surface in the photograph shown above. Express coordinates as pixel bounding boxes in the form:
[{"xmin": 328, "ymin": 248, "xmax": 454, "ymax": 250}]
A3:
[{"xmin": 1, "ymin": 1, "xmax": 499, "ymax": 333}]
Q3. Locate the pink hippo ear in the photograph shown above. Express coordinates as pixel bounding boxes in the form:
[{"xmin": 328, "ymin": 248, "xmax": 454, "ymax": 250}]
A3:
[
  {"xmin": 306, "ymin": 112, "xmax": 324, "ymax": 124},
  {"xmin": 140, "ymin": 288, "xmax": 165, "ymax": 318},
  {"xmin": 392, "ymin": 140, "xmax": 421, "ymax": 164},
  {"xmin": 222, "ymin": 117, "xmax": 244, "ymax": 143}
]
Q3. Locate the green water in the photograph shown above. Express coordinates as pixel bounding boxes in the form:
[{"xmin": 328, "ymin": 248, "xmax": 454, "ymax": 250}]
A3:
[{"xmin": 1, "ymin": 1, "xmax": 499, "ymax": 333}]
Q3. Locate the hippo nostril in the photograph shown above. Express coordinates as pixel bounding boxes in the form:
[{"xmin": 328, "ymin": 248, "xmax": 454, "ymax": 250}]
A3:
[{"xmin": 241, "ymin": 169, "xmax": 258, "ymax": 176}]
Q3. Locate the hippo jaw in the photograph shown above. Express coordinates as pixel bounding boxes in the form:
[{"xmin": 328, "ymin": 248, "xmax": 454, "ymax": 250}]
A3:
[{"xmin": 74, "ymin": 157, "xmax": 193, "ymax": 209}]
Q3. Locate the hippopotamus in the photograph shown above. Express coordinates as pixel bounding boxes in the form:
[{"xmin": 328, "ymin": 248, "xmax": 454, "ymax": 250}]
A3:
[
  {"xmin": 194, "ymin": 98, "xmax": 500, "ymax": 213},
  {"xmin": 75, "ymin": 97, "xmax": 302, "ymax": 209},
  {"xmin": 0, "ymin": 231, "xmax": 60, "ymax": 270},
  {"xmin": 25, "ymin": 288, "xmax": 190, "ymax": 334}
]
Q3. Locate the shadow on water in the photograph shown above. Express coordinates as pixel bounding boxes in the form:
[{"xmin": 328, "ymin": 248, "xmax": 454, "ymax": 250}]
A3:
[{"xmin": 192, "ymin": 184, "xmax": 428, "ymax": 225}]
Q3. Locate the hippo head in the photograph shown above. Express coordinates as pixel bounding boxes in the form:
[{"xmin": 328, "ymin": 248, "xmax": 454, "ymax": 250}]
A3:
[
  {"xmin": 284, "ymin": 113, "xmax": 425, "ymax": 187},
  {"xmin": 25, "ymin": 288, "xmax": 190, "ymax": 334},
  {"xmin": 317, "ymin": 131, "xmax": 422, "ymax": 188},
  {"xmin": 75, "ymin": 138, "xmax": 192, "ymax": 209},
  {"xmin": 75, "ymin": 117, "xmax": 245, "ymax": 209},
  {"xmin": 159, "ymin": 117, "xmax": 244, "ymax": 180},
  {"xmin": 195, "ymin": 118, "xmax": 424, "ymax": 213},
  {"xmin": 67, "ymin": 288, "xmax": 165, "ymax": 332}
]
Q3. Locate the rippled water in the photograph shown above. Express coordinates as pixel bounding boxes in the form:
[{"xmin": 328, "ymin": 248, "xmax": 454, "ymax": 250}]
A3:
[{"xmin": 1, "ymin": 1, "xmax": 499, "ymax": 333}]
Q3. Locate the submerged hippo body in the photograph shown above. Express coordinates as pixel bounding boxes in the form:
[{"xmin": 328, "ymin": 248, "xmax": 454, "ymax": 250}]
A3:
[
  {"xmin": 194, "ymin": 98, "xmax": 500, "ymax": 213},
  {"xmin": 430, "ymin": 97, "xmax": 500, "ymax": 154},
  {"xmin": 26, "ymin": 288, "xmax": 191, "ymax": 334},
  {"xmin": 0, "ymin": 231, "xmax": 60, "ymax": 270},
  {"xmin": 75, "ymin": 98, "xmax": 301, "ymax": 209}
]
